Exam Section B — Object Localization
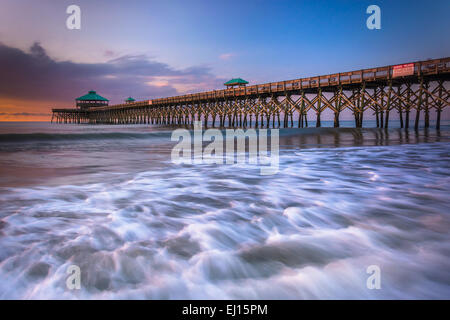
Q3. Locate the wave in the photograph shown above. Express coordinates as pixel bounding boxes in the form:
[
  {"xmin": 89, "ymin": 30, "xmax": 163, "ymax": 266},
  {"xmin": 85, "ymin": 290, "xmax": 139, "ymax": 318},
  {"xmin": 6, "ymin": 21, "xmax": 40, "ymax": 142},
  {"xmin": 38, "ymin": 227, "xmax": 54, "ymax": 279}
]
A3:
[
  {"xmin": 0, "ymin": 132, "xmax": 174, "ymax": 143},
  {"xmin": 0, "ymin": 141, "xmax": 449, "ymax": 298},
  {"xmin": 0, "ymin": 126, "xmax": 448, "ymax": 145}
]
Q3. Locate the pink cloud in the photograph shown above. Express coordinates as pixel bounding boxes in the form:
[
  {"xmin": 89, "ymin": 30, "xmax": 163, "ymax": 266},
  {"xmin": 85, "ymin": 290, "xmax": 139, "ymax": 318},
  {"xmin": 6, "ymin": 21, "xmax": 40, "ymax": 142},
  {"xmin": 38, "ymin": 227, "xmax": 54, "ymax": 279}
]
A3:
[{"xmin": 219, "ymin": 53, "xmax": 235, "ymax": 60}]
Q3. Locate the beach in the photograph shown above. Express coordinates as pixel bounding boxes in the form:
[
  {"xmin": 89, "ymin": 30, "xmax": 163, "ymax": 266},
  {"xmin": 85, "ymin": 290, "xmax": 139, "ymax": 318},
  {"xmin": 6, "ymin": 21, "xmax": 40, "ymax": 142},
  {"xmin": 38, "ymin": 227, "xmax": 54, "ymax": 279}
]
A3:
[{"xmin": 0, "ymin": 121, "xmax": 449, "ymax": 299}]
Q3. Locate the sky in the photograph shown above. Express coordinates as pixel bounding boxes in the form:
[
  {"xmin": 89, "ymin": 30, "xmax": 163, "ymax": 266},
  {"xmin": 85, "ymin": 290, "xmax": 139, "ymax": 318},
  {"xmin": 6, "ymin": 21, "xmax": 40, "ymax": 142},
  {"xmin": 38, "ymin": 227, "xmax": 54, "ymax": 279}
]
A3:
[{"xmin": 0, "ymin": 0, "xmax": 449, "ymax": 121}]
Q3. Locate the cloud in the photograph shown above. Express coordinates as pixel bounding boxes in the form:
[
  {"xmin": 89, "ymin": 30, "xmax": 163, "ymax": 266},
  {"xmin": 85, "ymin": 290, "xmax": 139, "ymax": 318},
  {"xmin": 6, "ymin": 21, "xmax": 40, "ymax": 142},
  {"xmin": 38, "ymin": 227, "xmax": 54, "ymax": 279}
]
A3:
[
  {"xmin": 0, "ymin": 42, "xmax": 226, "ymax": 105},
  {"xmin": 219, "ymin": 53, "xmax": 236, "ymax": 60},
  {"xmin": 103, "ymin": 50, "xmax": 116, "ymax": 58}
]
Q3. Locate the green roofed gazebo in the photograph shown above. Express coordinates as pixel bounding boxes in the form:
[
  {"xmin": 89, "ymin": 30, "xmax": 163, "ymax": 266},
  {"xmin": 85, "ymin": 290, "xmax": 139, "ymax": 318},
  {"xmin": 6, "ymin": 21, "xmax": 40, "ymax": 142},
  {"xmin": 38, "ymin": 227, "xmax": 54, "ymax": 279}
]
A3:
[
  {"xmin": 125, "ymin": 97, "xmax": 136, "ymax": 104},
  {"xmin": 224, "ymin": 78, "xmax": 249, "ymax": 88},
  {"xmin": 75, "ymin": 90, "xmax": 109, "ymax": 110}
]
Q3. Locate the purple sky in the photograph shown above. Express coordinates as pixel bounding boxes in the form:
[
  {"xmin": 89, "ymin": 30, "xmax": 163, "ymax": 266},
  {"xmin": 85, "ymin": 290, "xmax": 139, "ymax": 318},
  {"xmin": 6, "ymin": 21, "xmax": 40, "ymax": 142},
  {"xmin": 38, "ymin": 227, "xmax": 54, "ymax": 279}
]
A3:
[{"xmin": 0, "ymin": 0, "xmax": 449, "ymax": 120}]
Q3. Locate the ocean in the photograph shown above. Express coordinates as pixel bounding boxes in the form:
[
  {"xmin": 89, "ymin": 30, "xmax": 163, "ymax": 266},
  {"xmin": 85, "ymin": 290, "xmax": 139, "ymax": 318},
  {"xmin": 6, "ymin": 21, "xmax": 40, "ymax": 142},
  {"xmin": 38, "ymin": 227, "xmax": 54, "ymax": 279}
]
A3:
[{"xmin": 0, "ymin": 121, "xmax": 449, "ymax": 299}]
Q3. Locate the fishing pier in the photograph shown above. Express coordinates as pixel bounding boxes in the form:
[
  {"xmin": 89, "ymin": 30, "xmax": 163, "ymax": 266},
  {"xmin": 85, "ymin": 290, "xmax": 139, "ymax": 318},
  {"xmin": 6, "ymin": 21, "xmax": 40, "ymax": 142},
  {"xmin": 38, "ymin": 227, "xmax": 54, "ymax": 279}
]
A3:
[{"xmin": 52, "ymin": 57, "xmax": 450, "ymax": 129}]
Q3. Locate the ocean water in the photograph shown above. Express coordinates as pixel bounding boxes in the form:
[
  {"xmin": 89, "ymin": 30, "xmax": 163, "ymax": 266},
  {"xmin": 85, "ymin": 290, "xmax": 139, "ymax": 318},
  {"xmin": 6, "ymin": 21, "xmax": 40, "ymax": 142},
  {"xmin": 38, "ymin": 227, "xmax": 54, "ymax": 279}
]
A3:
[{"xmin": 0, "ymin": 121, "xmax": 449, "ymax": 299}]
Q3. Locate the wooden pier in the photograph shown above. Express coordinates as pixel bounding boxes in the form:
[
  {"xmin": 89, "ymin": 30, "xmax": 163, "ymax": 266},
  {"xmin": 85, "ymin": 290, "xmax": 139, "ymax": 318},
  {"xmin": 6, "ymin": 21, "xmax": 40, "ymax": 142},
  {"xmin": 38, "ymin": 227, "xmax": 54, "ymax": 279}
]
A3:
[{"xmin": 52, "ymin": 57, "xmax": 450, "ymax": 129}]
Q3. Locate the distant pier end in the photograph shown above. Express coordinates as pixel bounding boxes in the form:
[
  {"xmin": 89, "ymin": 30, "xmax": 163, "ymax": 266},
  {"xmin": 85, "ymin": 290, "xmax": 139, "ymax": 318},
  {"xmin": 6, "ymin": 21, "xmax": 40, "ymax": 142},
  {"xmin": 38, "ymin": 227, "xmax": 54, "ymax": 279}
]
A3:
[
  {"xmin": 52, "ymin": 57, "xmax": 450, "ymax": 129},
  {"xmin": 76, "ymin": 90, "xmax": 109, "ymax": 110}
]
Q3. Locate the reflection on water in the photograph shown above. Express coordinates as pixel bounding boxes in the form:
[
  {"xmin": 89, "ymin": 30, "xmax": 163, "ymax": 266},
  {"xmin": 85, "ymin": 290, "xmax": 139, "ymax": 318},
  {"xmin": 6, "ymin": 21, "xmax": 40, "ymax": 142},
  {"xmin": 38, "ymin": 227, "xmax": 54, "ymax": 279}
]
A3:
[
  {"xmin": 279, "ymin": 127, "xmax": 448, "ymax": 149},
  {"xmin": 0, "ymin": 122, "xmax": 449, "ymax": 299}
]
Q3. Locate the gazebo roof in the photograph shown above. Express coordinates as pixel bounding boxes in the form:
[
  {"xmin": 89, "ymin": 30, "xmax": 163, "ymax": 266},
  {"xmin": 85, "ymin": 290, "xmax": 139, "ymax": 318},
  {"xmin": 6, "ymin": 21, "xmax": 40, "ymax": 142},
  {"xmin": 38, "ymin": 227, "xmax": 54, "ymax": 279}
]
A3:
[
  {"xmin": 224, "ymin": 78, "xmax": 249, "ymax": 86},
  {"xmin": 76, "ymin": 90, "xmax": 109, "ymax": 101},
  {"xmin": 125, "ymin": 97, "xmax": 136, "ymax": 102}
]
